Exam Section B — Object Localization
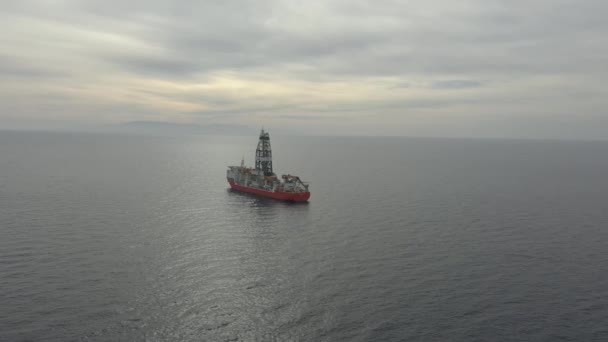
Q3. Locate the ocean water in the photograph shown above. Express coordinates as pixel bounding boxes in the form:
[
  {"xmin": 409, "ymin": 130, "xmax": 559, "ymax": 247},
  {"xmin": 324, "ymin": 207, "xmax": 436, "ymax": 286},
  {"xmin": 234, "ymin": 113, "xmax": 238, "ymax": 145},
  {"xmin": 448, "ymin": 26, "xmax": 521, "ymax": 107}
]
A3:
[{"xmin": 1, "ymin": 131, "xmax": 608, "ymax": 341}]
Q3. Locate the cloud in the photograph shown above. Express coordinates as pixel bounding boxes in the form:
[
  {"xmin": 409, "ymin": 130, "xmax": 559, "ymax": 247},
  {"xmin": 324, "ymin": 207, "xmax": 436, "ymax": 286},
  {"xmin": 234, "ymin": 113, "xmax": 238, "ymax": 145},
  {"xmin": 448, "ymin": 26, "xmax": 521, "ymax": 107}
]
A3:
[
  {"xmin": 1, "ymin": 0, "xmax": 607, "ymax": 138},
  {"xmin": 110, "ymin": 55, "xmax": 201, "ymax": 77},
  {"xmin": 0, "ymin": 56, "xmax": 66, "ymax": 79},
  {"xmin": 432, "ymin": 80, "xmax": 483, "ymax": 89},
  {"xmin": 278, "ymin": 115, "xmax": 336, "ymax": 121}
]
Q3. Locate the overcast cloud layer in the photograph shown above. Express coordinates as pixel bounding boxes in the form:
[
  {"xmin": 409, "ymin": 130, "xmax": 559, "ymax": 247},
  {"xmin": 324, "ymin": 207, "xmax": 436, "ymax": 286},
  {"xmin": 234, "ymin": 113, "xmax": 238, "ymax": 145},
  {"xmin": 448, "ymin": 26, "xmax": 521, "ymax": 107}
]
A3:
[{"xmin": 1, "ymin": 0, "xmax": 607, "ymax": 138}]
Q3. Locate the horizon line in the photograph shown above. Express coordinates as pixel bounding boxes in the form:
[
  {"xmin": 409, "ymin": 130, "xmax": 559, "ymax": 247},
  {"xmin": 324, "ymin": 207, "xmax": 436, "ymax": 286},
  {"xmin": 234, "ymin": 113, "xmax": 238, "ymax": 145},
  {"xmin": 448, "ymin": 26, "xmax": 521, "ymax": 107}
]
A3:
[{"xmin": 1, "ymin": 127, "xmax": 607, "ymax": 143}]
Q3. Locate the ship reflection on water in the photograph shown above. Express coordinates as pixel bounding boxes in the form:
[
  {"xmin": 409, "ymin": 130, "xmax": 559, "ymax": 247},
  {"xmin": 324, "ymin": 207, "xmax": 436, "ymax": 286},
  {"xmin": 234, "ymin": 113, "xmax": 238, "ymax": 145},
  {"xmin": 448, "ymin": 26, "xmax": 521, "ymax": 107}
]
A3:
[{"xmin": 225, "ymin": 187, "xmax": 311, "ymax": 231}]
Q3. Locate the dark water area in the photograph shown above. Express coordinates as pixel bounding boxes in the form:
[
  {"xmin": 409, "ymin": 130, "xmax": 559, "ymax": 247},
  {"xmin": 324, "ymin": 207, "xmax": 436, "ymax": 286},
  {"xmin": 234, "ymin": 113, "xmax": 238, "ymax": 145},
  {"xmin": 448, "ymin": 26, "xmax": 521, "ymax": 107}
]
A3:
[{"xmin": 1, "ymin": 131, "xmax": 608, "ymax": 341}]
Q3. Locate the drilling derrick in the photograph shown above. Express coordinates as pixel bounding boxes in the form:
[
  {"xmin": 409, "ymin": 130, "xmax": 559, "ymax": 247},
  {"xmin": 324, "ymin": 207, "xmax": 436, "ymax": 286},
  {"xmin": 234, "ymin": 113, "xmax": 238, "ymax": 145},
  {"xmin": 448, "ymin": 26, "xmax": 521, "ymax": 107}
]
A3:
[{"xmin": 255, "ymin": 129, "xmax": 273, "ymax": 176}]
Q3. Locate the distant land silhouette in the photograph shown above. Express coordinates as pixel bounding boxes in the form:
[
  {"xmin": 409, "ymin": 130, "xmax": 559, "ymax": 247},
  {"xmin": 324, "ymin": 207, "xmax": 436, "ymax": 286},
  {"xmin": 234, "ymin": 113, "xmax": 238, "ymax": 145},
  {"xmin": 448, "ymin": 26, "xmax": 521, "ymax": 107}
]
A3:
[{"xmin": 111, "ymin": 121, "xmax": 254, "ymax": 135}]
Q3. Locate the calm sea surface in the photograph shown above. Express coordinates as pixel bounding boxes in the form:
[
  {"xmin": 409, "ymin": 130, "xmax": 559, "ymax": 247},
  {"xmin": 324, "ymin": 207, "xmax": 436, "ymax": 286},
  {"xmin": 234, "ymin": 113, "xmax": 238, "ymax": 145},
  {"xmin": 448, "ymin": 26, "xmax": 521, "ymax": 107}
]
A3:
[{"xmin": 1, "ymin": 131, "xmax": 608, "ymax": 341}]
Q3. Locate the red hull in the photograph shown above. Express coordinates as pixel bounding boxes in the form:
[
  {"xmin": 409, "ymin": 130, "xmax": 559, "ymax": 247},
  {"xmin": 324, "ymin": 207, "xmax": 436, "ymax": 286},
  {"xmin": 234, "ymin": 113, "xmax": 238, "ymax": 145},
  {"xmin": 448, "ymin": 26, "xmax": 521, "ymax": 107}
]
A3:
[{"xmin": 228, "ymin": 181, "xmax": 310, "ymax": 202}]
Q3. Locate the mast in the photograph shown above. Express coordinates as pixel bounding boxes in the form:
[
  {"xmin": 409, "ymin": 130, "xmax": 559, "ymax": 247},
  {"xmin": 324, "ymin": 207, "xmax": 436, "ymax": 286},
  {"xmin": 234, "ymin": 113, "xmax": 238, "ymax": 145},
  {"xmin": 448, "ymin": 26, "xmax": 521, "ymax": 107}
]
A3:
[{"xmin": 255, "ymin": 128, "xmax": 273, "ymax": 176}]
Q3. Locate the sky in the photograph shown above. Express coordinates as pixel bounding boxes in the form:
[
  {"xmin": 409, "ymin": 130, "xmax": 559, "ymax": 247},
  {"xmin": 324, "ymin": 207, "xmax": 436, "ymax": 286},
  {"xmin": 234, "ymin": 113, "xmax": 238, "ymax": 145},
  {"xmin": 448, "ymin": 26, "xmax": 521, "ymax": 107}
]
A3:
[{"xmin": 1, "ymin": 0, "xmax": 607, "ymax": 138}]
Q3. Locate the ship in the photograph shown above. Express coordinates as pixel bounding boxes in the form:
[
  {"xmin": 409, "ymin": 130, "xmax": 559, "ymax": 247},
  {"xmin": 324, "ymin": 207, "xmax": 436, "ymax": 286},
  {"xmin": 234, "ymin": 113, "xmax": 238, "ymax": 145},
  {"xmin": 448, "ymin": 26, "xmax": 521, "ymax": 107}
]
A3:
[{"xmin": 227, "ymin": 129, "xmax": 310, "ymax": 202}]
